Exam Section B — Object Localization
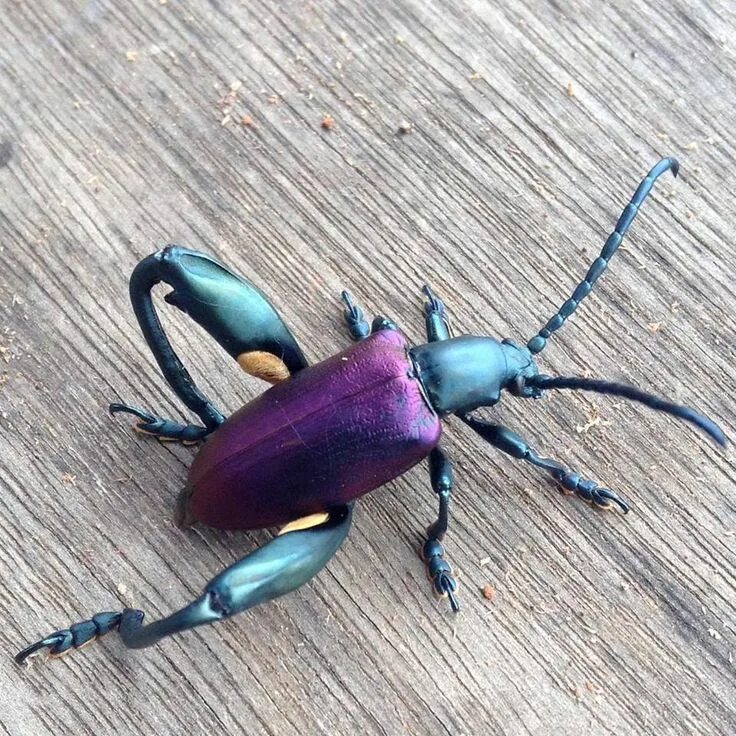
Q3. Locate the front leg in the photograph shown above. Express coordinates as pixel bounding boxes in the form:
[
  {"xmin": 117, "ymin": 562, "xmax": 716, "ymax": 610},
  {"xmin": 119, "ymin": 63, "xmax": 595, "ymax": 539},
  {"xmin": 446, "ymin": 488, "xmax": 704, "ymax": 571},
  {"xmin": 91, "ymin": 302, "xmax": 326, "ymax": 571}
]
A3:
[
  {"xmin": 422, "ymin": 285, "xmax": 452, "ymax": 342},
  {"xmin": 16, "ymin": 505, "xmax": 352, "ymax": 664},
  {"xmin": 340, "ymin": 291, "xmax": 398, "ymax": 341},
  {"xmin": 459, "ymin": 415, "xmax": 629, "ymax": 513},
  {"xmin": 421, "ymin": 446, "xmax": 459, "ymax": 612}
]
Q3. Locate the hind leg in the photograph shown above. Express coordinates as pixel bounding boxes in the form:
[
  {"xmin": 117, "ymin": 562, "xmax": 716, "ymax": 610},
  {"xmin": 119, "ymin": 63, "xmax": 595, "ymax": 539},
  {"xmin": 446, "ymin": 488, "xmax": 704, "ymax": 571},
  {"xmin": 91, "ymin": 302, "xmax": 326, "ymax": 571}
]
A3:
[
  {"xmin": 420, "ymin": 446, "xmax": 459, "ymax": 612},
  {"xmin": 114, "ymin": 247, "xmax": 309, "ymax": 442},
  {"xmin": 16, "ymin": 505, "xmax": 352, "ymax": 663}
]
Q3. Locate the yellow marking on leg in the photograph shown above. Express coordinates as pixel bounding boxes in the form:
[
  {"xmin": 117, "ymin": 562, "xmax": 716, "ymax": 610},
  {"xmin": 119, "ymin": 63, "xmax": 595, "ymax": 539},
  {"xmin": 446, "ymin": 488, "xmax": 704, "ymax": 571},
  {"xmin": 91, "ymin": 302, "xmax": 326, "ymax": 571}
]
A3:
[
  {"xmin": 237, "ymin": 351, "xmax": 290, "ymax": 384},
  {"xmin": 278, "ymin": 512, "xmax": 330, "ymax": 536}
]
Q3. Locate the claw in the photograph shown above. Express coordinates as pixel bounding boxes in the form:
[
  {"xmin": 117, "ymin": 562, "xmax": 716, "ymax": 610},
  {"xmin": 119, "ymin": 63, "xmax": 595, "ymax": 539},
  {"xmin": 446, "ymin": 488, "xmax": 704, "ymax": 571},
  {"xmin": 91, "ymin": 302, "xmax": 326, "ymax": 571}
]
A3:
[
  {"xmin": 421, "ymin": 285, "xmax": 443, "ymax": 315},
  {"xmin": 447, "ymin": 587, "xmax": 460, "ymax": 613},
  {"xmin": 592, "ymin": 486, "xmax": 630, "ymax": 514},
  {"xmin": 340, "ymin": 290, "xmax": 355, "ymax": 309},
  {"xmin": 109, "ymin": 402, "xmax": 164, "ymax": 437},
  {"xmin": 341, "ymin": 291, "xmax": 362, "ymax": 320},
  {"xmin": 422, "ymin": 539, "xmax": 460, "ymax": 613},
  {"xmin": 109, "ymin": 402, "xmax": 156, "ymax": 424},
  {"xmin": 15, "ymin": 633, "xmax": 65, "ymax": 664},
  {"xmin": 422, "ymin": 285, "xmax": 452, "ymax": 339},
  {"xmin": 109, "ymin": 403, "xmax": 208, "ymax": 444},
  {"xmin": 340, "ymin": 291, "xmax": 371, "ymax": 340},
  {"xmin": 435, "ymin": 571, "xmax": 460, "ymax": 613},
  {"xmin": 556, "ymin": 472, "xmax": 630, "ymax": 514}
]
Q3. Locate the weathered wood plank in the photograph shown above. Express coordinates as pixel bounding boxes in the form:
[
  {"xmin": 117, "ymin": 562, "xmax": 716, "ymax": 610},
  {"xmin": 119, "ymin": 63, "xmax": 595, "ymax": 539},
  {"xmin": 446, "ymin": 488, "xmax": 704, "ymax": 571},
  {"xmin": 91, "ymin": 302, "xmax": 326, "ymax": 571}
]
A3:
[{"xmin": 0, "ymin": 1, "xmax": 734, "ymax": 734}]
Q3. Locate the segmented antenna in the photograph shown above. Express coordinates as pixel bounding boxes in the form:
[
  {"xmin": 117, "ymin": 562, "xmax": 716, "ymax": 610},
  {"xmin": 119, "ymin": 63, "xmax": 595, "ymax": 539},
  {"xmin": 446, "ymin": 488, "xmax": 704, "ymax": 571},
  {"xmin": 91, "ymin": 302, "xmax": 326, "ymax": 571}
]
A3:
[
  {"xmin": 526, "ymin": 374, "xmax": 726, "ymax": 446},
  {"xmin": 527, "ymin": 157, "xmax": 679, "ymax": 355}
]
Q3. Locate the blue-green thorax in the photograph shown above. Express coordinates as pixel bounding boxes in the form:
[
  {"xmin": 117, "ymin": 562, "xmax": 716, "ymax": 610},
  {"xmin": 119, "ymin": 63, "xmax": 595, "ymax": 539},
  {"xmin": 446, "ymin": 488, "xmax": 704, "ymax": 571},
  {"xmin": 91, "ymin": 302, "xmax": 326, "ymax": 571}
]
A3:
[{"xmin": 410, "ymin": 336, "xmax": 538, "ymax": 415}]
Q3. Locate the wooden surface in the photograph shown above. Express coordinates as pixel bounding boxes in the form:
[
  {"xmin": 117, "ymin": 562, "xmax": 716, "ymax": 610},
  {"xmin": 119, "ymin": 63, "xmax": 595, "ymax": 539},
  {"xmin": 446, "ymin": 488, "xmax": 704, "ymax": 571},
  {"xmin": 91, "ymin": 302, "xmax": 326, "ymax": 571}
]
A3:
[{"xmin": 1, "ymin": 1, "xmax": 734, "ymax": 734}]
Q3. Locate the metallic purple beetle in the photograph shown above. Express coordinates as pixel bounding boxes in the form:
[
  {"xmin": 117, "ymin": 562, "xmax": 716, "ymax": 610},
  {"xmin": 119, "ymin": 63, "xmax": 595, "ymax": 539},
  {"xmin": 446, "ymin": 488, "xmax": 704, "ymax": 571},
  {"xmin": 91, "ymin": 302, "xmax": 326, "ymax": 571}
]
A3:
[{"xmin": 16, "ymin": 158, "xmax": 725, "ymax": 664}]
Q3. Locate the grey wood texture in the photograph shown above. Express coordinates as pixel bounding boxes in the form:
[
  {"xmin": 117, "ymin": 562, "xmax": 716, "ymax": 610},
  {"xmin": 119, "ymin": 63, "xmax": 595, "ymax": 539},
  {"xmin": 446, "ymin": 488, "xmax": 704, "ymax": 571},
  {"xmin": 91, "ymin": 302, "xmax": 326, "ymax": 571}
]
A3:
[{"xmin": 0, "ymin": 1, "xmax": 734, "ymax": 734}]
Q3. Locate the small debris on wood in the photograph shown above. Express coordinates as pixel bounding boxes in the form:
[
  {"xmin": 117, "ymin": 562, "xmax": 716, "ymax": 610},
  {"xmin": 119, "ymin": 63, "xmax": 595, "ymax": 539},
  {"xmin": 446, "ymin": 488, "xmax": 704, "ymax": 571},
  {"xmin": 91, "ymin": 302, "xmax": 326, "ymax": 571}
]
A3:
[
  {"xmin": 468, "ymin": 71, "xmax": 482, "ymax": 81},
  {"xmin": 218, "ymin": 81, "xmax": 243, "ymax": 125},
  {"xmin": 646, "ymin": 321, "xmax": 663, "ymax": 334},
  {"xmin": 0, "ymin": 330, "xmax": 15, "ymax": 364},
  {"xmin": 481, "ymin": 583, "xmax": 495, "ymax": 601},
  {"xmin": 125, "ymin": 50, "xmax": 138, "ymax": 62},
  {"xmin": 575, "ymin": 404, "xmax": 609, "ymax": 434},
  {"xmin": 479, "ymin": 556, "xmax": 491, "ymax": 566},
  {"xmin": 353, "ymin": 92, "xmax": 375, "ymax": 107},
  {"xmin": 397, "ymin": 120, "xmax": 413, "ymax": 134},
  {"xmin": 529, "ymin": 175, "xmax": 558, "ymax": 202},
  {"xmin": 116, "ymin": 583, "xmax": 133, "ymax": 605},
  {"xmin": 566, "ymin": 81, "xmax": 576, "ymax": 97},
  {"xmin": 321, "ymin": 114, "xmax": 336, "ymax": 130},
  {"xmin": 61, "ymin": 473, "xmax": 77, "ymax": 485},
  {"xmin": 683, "ymin": 141, "xmax": 698, "ymax": 151},
  {"xmin": 708, "ymin": 627, "xmax": 723, "ymax": 640},
  {"xmin": 241, "ymin": 115, "xmax": 255, "ymax": 127}
]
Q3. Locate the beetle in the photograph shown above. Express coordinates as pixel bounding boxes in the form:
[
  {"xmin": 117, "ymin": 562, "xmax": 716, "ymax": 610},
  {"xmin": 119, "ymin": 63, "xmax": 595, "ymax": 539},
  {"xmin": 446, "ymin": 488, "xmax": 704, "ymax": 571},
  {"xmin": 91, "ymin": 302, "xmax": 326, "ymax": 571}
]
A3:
[{"xmin": 16, "ymin": 157, "xmax": 726, "ymax": 664}]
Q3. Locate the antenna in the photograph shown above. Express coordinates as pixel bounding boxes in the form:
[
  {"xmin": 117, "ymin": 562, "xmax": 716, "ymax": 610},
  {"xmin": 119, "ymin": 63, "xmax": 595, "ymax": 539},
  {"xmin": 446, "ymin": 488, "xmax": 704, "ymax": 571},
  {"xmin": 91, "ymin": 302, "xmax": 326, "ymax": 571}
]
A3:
[
  {"xmin": 527, "ymin": 157, "xmax": 679, "ymax": 355},
  {"xmin": 526, "ymin": 374, "xmax": 726, "ymax": 446}
]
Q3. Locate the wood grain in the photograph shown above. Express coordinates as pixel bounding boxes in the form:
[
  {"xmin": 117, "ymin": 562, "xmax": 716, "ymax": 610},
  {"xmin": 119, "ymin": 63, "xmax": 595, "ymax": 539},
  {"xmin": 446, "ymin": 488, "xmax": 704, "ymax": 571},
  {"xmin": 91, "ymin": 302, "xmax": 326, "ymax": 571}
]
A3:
[{"xmin": 0, "ymin": 1, "xmax": 734, "ymax": 734}]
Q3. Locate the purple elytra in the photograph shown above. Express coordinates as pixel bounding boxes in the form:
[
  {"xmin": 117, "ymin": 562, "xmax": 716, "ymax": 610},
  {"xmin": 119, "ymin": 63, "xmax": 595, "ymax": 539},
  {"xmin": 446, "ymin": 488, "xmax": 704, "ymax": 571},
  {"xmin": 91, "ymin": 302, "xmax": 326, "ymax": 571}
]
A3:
[{"xmin": 182, "ymin": 329, "xmax": 441, "ymax": 530}]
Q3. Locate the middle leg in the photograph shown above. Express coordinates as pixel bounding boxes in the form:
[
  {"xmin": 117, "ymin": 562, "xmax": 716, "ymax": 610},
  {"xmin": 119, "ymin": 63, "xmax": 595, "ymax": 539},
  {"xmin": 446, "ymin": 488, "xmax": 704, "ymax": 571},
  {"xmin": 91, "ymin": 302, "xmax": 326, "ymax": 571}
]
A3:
[{"xmin": 421, "ymin": 445, "xmax": 460, "ymax": 612}]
